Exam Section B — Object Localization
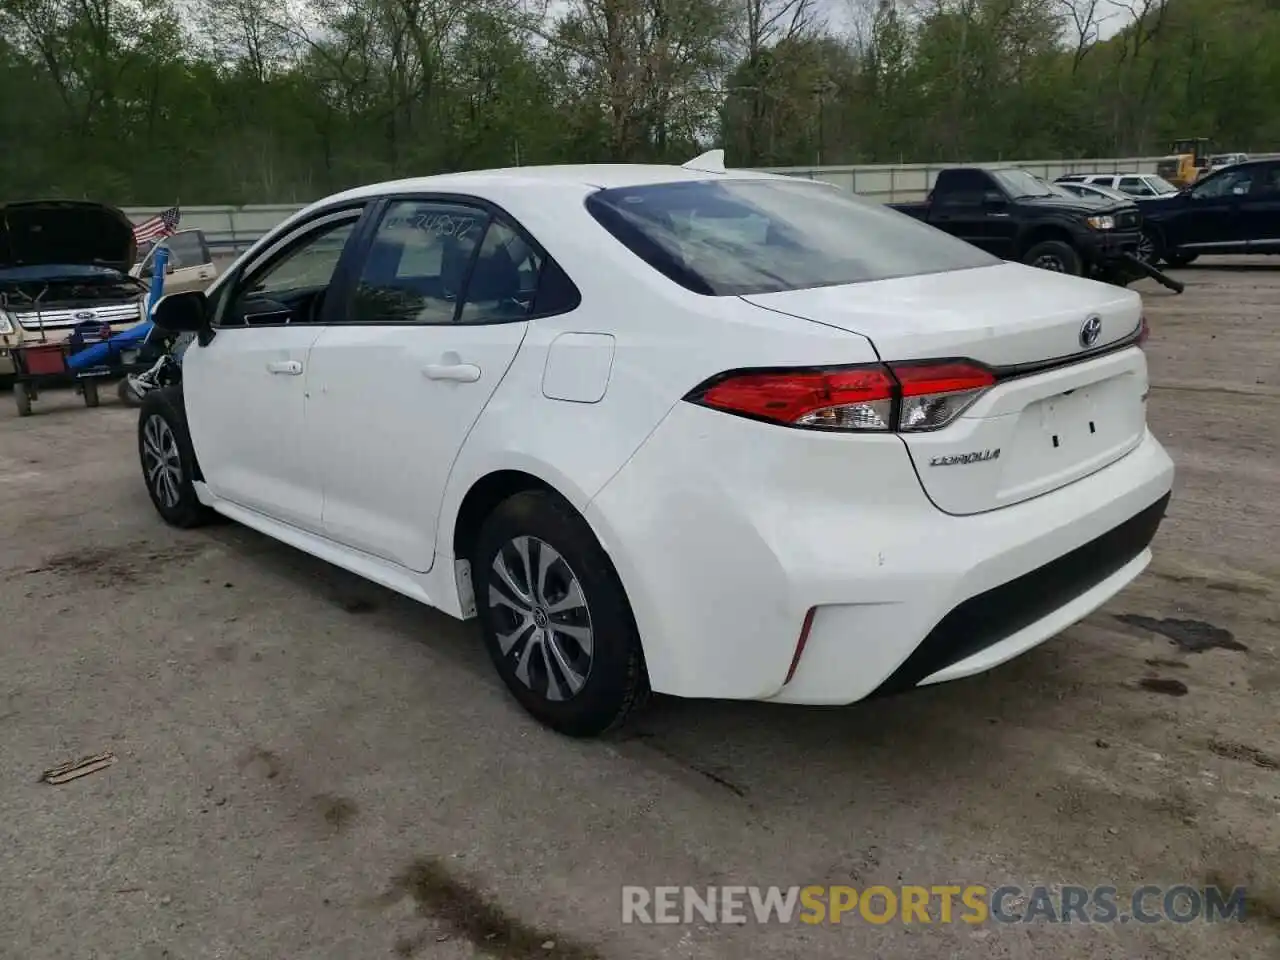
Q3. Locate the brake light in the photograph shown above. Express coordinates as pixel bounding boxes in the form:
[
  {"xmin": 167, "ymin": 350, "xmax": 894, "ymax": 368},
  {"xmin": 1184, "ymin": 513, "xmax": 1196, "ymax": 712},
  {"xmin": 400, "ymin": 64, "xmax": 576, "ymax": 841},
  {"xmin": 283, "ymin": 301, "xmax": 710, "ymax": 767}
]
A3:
[
  {"xmin": 686, "ymin": 360, "xmax": 995, "ymax": 433},
  {"xmin": 1137, "ymin": 315, "xmax": 1150, "ymax": 346},
  {"xmin": 695, "ymin": 366, "xmax": 895, "ymax": 431}
]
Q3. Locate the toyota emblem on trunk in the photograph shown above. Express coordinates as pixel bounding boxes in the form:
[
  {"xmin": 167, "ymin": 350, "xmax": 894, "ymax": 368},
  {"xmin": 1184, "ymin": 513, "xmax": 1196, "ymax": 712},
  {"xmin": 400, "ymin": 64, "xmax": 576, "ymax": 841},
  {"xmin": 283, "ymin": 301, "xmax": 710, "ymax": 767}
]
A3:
[{"xmin": 1079, "ymin": 315, "xmax": 1102, "ymax": 348}]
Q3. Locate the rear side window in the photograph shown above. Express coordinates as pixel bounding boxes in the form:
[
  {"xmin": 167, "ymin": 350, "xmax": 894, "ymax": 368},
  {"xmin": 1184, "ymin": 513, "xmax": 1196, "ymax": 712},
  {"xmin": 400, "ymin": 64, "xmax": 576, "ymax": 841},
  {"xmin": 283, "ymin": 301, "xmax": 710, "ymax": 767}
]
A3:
[
  {"xmin": 457, "ymin": 221, "xmax": 541, "ymax": 324},
  {"xmin": 933, "ymin": 168, "xmax": 991, "ymax": 203},
  {"xmin": 350, "ymin": 200, "xmax": 489, "ymax": 324},
  {"xmin": 585, "ymin": 178, "xmax": 999, "ymax": 297}
]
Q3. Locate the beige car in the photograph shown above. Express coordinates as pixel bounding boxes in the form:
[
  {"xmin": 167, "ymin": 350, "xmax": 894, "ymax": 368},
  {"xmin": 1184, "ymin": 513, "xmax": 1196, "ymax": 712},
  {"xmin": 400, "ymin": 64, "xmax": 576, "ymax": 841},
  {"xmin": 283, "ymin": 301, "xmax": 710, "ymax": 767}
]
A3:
[
  {"xmin": 129, "ymin": 230, "xmax": 219, "ymax": 295},
  {"xmin": 0, "ymin": 220, "xmax": 216, "ymax": 377}
]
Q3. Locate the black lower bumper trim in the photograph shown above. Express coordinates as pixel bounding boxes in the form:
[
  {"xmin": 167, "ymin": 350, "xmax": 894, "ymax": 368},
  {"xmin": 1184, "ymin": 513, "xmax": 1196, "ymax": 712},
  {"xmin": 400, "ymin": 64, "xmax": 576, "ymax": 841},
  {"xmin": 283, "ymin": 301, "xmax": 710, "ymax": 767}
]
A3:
[{"xmin": 868, "ymin": 491, "xmax": 1172, "ymax": 699}]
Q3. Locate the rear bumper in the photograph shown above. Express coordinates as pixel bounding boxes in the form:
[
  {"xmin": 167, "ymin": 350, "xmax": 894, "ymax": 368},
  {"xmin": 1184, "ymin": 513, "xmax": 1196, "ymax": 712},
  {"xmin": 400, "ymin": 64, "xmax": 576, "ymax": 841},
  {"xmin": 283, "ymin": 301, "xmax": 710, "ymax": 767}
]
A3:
[
  {"xmin": 862, "ymin": 490, "xmax": 1168, "ymax": 698},
  {"xmin": 586, "ymin": 402, "xmax": 1175, "ymax": 705}
]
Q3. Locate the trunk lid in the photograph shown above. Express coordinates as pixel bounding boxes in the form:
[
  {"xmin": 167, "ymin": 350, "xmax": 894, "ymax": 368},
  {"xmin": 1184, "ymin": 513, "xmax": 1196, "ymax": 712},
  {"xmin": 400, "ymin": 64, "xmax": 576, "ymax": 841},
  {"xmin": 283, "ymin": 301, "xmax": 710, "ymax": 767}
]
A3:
[
  {"xmin": 743, "ymin": 262, "xmax": 1149, "ymax": 515},
  {"xmin": 0, "ymin": 200, "xmax": 137, "ymax": 273}
]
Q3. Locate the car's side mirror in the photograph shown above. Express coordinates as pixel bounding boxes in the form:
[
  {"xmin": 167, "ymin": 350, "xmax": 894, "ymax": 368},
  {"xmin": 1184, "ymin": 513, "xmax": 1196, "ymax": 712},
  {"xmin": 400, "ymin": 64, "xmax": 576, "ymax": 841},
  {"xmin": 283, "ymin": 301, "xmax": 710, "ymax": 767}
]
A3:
[{"xmin": 151, "ymin": 290, "xmax": 209, "ymax": 333}]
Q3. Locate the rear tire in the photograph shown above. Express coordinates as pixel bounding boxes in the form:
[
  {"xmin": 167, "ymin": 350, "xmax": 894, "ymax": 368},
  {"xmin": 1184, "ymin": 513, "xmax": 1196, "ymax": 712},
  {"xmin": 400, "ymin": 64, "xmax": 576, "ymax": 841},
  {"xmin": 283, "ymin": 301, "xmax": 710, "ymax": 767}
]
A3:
[
  {"xmin": 82, "ymin": 379, "xmax": 100, "ymax": 408},
  {"xmin": 13, "ymin": 382, "xmax": 31, "ymax": 417},
  {"xmin": 1023, "ymin": 240, "xmax": 1083, "ymax": 276},
  {"xmin": 472, "ymin": 490, "xmax": 649, "ymax": 737},
  {"xmin": 138, "ymin": 386, "xmax": 218, "ymax": 528}
]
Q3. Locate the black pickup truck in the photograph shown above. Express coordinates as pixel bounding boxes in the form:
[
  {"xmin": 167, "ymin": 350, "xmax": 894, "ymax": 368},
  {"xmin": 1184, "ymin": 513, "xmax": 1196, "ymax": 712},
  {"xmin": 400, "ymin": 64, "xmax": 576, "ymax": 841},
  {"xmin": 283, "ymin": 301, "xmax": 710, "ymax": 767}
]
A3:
[{"xmin": 889, "ymin": 167, "xmax": 1144, "ymax": 280}]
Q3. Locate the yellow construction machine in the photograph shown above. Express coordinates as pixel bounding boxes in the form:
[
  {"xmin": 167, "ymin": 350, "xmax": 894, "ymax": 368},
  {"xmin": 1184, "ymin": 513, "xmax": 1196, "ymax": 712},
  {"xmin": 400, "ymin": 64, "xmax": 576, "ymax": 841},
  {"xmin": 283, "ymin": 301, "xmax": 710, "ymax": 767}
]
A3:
[{"xmin": 1155, "ymin": 138, "xmax": 1212, "ymax": 188}]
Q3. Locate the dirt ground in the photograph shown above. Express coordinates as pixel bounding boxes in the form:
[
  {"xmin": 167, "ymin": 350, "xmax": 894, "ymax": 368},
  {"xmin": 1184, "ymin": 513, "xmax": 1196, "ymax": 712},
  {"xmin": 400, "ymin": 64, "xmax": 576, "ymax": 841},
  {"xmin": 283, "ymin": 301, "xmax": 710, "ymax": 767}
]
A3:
[{"xmin": 0, "ymin": 260, "xmax": 1277, "ymax": 960}]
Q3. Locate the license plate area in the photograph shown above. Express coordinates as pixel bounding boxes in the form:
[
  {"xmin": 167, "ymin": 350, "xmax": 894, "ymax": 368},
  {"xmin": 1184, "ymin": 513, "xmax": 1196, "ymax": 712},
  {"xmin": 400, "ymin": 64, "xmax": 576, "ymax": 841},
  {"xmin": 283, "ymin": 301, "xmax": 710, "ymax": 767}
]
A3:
[
  {"xmin": 1035, "ymin": 384, "xmax": 1117, "ymax": 453},
  {"xmin": 999, "ymin": 376, "xmax": 1145, "ymax": 500}
]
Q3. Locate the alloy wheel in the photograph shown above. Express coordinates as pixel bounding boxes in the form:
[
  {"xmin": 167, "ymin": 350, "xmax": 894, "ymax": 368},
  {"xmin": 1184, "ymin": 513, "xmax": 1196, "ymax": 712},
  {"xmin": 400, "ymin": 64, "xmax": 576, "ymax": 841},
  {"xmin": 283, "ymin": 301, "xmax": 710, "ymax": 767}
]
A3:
[
  {"xmin": 1033, "ymin": 254, "xmax": 1067, "ymax": 272},
  {"xmin": 488, "ymin": 535, "xmax": 594, "ymax": 702},
  {"xmin": 142, "ymin": 414, "xmax": 182, "ymax": 509}
]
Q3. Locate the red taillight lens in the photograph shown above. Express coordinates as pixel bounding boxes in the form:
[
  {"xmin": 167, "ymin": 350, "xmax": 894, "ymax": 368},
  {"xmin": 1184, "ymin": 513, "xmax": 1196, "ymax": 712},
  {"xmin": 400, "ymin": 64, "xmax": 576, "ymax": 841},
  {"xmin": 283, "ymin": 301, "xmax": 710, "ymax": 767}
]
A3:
[
  {"xmin": 695, "ymin": 365, "xmax": 895, "ymax": 431},
  {"xmin": 1137, "ymin": 315, "xmax": 1150, "ymax": 346},
  {"xmin": 686, "ymin": 359, "xmax": 995, "ymax": 433}
]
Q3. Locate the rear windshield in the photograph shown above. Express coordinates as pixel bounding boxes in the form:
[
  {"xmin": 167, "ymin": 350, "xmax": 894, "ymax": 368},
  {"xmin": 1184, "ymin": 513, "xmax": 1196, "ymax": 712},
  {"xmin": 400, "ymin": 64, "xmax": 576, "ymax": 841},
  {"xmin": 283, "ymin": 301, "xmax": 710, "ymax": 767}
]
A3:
[{"xmin": 584, "ymin": 178, "xmax": 1000, "ymax": 296}]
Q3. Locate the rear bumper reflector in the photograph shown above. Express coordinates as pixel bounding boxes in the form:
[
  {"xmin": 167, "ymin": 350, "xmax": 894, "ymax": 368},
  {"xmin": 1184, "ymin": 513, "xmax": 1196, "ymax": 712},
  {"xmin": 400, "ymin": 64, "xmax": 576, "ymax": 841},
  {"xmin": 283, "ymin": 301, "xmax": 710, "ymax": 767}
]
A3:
[{"xmin": 784, "ymin": 607, "xmax": 817, "ymax": 686}]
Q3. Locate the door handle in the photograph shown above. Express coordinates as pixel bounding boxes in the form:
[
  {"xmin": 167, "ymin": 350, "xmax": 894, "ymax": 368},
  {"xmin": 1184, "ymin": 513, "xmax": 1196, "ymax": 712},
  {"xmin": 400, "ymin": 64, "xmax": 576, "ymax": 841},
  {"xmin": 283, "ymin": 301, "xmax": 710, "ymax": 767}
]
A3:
[
  {"xmin": 267, "ymin": 360, "xmax": 303, "ymax": 375},
  {"xmin": 423, "ymin": 363, "xmax": 481, "ymax": 382}
]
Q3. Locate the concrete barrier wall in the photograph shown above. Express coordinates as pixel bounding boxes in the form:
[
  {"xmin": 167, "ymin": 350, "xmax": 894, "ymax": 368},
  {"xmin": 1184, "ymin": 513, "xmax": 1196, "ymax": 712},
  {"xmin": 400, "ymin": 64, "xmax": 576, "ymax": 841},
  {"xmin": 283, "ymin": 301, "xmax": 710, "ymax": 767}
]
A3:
[{"xmin": 127, "ymin": 153, "xmax": 1280, "ymax": 256}]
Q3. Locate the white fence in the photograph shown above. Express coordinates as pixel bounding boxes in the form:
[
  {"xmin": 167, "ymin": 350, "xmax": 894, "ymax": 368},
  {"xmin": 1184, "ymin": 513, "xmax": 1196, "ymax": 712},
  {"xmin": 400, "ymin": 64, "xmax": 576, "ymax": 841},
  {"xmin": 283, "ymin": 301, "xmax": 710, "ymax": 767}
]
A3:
[{"xmin": 123, "ymin": 153, "xmax": 1277, "ymax": 256}]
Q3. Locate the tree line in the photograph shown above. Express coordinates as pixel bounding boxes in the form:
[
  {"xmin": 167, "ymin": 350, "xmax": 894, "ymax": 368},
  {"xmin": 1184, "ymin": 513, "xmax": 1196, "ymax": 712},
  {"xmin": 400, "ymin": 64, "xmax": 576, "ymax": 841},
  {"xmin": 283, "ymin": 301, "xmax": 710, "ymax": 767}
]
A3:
[{"xmin": 0, "ymin": 0, "xmax": 1277, "ymax": 205}]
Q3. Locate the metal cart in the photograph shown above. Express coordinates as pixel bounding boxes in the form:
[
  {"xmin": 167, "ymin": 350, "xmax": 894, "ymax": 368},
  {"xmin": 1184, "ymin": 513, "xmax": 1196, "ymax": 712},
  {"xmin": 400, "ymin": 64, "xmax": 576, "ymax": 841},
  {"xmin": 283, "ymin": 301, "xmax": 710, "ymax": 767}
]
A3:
[{"xmin": 10, "ymin": 320, "xmax": 151, "ymax": 416}]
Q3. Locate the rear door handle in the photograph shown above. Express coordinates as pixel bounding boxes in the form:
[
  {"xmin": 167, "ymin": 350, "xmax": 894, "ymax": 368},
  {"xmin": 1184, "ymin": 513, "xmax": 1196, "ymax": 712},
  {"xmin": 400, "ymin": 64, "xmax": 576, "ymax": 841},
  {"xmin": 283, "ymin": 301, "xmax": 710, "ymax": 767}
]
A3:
[
  {"xmin": 423, "ymin": 363, "xmax": 481, "ymax": 382},
  {"xmin": 267, "ymin": 360, "xmax": 303, "ymax": 375}
]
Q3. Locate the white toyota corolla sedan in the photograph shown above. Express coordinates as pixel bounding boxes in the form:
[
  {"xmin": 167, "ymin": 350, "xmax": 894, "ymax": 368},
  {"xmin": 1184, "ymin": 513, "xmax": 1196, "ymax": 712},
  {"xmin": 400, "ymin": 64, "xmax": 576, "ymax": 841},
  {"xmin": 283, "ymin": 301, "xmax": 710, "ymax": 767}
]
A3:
[{"xmin": 138, "ymin": 152, "xmax": 1175, "ymax": 737}]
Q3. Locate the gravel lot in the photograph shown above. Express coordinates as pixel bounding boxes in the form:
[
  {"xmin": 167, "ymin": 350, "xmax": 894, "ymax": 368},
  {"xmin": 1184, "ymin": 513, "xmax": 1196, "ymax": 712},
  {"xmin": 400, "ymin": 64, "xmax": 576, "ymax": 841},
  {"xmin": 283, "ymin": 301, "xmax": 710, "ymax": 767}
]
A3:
[{"xmin": 1, "ymin": 261, "xmax": 1277, "ymax": 959}]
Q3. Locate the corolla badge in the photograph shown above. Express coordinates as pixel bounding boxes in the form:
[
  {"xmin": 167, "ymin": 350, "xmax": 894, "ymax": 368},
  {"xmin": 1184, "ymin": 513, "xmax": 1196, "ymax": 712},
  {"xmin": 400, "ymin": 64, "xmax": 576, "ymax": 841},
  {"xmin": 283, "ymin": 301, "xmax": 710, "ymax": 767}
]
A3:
[
  {"xmin": 74, "ymin": 310, "xmax": 96, "ymax": 321},
  {"xmin": 929, "ymin": 449, "xmax": 1001, "ymax": 467},
  {"xmin": 1079, "ymin": 314, "xmax": 1103, "ymax": 348}
]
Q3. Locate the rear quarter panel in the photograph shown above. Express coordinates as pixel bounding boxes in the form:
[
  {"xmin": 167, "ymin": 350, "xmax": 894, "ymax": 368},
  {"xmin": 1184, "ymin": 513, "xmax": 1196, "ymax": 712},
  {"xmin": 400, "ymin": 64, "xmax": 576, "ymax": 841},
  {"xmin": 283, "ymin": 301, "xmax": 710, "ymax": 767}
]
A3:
[{"xmin": 432, "ymin": 181, "xmax": 882, "ymax": 563}]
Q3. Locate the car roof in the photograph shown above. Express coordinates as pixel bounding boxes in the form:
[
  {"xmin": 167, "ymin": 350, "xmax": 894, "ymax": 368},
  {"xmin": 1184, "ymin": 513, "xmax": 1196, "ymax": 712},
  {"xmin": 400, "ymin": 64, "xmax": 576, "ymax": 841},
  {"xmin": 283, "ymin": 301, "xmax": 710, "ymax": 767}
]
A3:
[{"xmin": 316, "ymin": 163, "xmax": 794, "ymax": 207}]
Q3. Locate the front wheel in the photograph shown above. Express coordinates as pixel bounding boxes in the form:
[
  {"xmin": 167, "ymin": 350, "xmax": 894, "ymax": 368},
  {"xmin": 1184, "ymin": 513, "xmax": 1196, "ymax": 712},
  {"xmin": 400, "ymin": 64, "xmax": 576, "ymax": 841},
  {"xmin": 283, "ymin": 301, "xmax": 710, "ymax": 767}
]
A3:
[
  {"xmin": 13, "ymin": 382, "xmax": 32, "ymax": 417},
  {"xmin": 1136, "ymin": 228, "xmax": 1163, "ymax": 266},
  {"xmin": 1023, "ymin": 240, "xmax": 1083, "ymax": 276},
  {"xmin": 137, "ymin": 387, "xmax": 218, "ymax": 528},
  {"xmin": 473, "ymin": 490, "xmax": 649, "ymax": 737}
]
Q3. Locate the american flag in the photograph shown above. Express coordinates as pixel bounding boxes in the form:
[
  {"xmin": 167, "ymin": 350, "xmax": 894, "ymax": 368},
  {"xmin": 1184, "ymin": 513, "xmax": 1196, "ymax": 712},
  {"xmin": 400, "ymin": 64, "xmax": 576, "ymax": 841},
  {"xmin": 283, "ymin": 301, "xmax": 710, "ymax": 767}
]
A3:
[{"xmin": 133, "ymin": 205, "xmax": 181, "ymax": 245}]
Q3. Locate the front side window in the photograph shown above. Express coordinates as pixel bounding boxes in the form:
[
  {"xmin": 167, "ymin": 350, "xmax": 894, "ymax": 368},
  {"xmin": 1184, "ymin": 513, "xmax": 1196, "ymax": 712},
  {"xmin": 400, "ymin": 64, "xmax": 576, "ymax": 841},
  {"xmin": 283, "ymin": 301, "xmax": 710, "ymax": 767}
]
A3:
[
  {"xmin": 350, "ymin": 200, "xmax": 489, "ymax": 324},
  {"xmin": 218, "ymin": 214, "xmax": 360, "ymax": 327},
  {"xmin": 586, "ymin": 178, "xmax": 999, "ymax": 297},
  {"xmin": 1193, "ymin": 167, "xmax": 1254, "ymax": 199}
]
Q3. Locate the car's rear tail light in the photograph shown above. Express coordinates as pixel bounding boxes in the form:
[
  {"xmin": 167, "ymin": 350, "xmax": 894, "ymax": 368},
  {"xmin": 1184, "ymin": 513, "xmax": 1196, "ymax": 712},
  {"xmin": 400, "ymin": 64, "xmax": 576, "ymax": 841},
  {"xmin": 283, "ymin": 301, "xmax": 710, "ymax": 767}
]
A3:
[
  {"xmin": 892, "ymin": 361, "xmax": 995, "ymax": 432},
  {"xmin": 693, "ymin": 367, "xmax": 895, "ymax": 431},
  {"xmin": 1137, "ymin": 315, "xmax": 1150, "ymax": 347},
  {"xmin": 685, "ymin": 360, "xmax": 995, "ymax": 433}
]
